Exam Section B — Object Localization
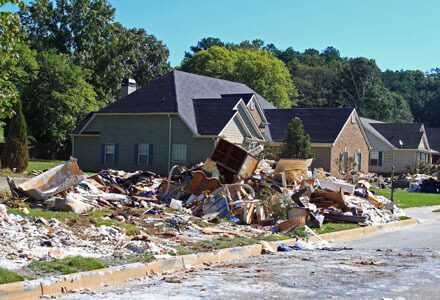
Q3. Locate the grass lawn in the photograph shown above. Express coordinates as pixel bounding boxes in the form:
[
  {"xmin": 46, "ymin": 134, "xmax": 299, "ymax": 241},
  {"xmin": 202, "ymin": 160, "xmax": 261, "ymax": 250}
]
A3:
[
  {"xmin": 0, "ymin": 268, "xmax": 24, "ymax": 284},
  {"xmin": 7, "ymin": 208, "xmax": 77, "ymax": 221},
  {"xmin": 313, "ymin": 222, "xmax": 361, "ymax": 235},
  {"xmin": 372, "ymin": 188, "xmax": 440, "ymax": 209},
  {"xmin": 26, "ymin": 256, "xmax": 106, "ymax": 277},
  {"xmin": 26, "ymin": 159, "xmax": 64, "ymax": 172}
]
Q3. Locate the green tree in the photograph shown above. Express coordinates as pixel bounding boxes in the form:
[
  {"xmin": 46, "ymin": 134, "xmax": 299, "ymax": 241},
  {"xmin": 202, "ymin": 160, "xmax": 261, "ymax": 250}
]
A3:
[
  {"xmin": 20, "ymin": 0, "xmax": 171, "ymax": 103},
  {"xmin": 1, "ymin": 99, "xmax": 29, "ymax": 172},
  {"xmin": 279, "ymin": 117, "xmax": 314, "ymax": 159},
  {"xmin": 180, "ymin": 46, "xmax": 296, "ymax": 108},
  {"xmin": 184, "ymin": 37, "xmax": 225, "ymax": 61},
  {"xmin": 21, "ymin": 51, "xmax": 99, "ymax": 158},
  {"xmin": 0, "ymin": 0, "xmax": 25, "ymax": 125},
  {"xmin": 334, "ymin": 57, "xmax": 413, "ymax": 122}
]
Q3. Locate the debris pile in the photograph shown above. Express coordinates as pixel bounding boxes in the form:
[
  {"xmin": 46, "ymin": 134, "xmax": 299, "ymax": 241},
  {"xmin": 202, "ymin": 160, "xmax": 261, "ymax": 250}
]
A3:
[{"xmin": 4, "ymin": 139, "xmax": 405, "ymax": 268}]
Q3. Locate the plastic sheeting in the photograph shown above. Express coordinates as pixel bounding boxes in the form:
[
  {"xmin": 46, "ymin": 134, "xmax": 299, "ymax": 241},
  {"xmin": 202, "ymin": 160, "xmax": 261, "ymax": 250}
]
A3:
[{"xmin": 12, "ymin": 158, "xmax": 85, "ymax": 201}]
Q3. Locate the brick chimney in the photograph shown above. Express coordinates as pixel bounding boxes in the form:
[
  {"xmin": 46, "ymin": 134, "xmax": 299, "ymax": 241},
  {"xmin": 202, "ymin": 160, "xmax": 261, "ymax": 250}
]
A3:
[{"xmin": 120, "ymin": 78, "xmax": 137, "ymax": 98}]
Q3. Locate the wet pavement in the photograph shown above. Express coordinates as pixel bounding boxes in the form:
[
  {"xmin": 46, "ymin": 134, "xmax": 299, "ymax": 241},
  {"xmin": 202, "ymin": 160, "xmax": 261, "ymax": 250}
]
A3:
[{"xmin": 59, "ymin": 205, "xmax": 440, "ymax": 300}]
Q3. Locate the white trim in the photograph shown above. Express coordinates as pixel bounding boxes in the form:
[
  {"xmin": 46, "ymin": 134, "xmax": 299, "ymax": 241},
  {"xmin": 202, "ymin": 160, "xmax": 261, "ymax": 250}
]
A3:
[
  {"xmin": 248, "ymin": 95, "xmax": 269, "ymax": 123},
  {"xmin": 360, "ymin": 118, "xmax": 397, "ymax": 150},
  {"xmin": 311, "ymin": 143, "xmax": 333, "ymax": 147},
  {"xmin": 234, "ymin": 99, "xmax": 265, "ymax": 140},
  {"xmin": 70, "ymin": 134, "xmax": 100, "ymax": 137}
]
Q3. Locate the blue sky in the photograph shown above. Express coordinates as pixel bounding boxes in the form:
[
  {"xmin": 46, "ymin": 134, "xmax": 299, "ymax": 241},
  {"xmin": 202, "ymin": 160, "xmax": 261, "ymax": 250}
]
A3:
[{"xmin": 4, "ymin": 0, "xmax": 439, "ymax": 71}]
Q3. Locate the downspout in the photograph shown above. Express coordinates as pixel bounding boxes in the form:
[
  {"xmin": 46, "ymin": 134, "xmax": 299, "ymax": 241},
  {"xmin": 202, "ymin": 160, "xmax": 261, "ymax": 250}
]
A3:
[{"xmin": 168, "ymin": 114, "xmax": 172, "ymax": 172}]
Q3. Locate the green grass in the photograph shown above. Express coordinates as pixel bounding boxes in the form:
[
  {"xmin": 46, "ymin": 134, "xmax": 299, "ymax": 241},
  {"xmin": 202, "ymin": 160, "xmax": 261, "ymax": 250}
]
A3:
[
  {"xmin": 433, "ymin": 209, "xmax": 440, "ymax": 213},
  {"xmin": 171, "ymin": 246, "xmax": 196, "ymax": 256},
  {"xmin": 7, "ymin": 208, "xmax": 77, "ymax": 221},
  {"xmin": 27, "ymin": 256, "xmax": 106, "ymax": 276},
  {"xmin": 313, "ymin": 222, "xmax": 361, "ymax": 235},
  {"xmin": 26, "ymin": 159, "xmax": 64, "ymax": 172},
  {"xmin": 0, "ymin": 268, "xmax": 24, "ymax": 284},
  {"xmin": 194, "ymin": 237, "xmax": 257, "ymax": 252},
  {"xmin": 257, "ymin": 234, "xmax": 290, "ymax": 242},
  {"xmin": 372, "ymin": 188, "xmax": 440, "ymax": 209}
]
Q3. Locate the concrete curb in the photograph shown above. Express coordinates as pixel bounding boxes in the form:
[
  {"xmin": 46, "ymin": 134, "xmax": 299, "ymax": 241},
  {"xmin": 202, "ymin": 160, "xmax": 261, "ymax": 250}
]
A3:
[
  {"xmin": 0, "ymin": 219, "xmax": 418, "ymax": 299},
  {"xmin": 309, "ymin": 218, "xmax": 419, "ymax": 243}
]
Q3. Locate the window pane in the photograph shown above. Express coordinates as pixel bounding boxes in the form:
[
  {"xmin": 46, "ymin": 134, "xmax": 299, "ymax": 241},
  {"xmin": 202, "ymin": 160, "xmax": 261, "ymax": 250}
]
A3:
[
  {"xmin": 106, "ymin": 153, "xmax": 114, "ymax": 163},
  {"xmin": 172, "ymin": 144, "xmax": 187, "ymax": 162},
  {"xmin": 139, "ymin": 143, "xmax": 148, "ymax": 154},
  {"xmin": 105, "ymin": 143, "xmax": 115, "ymax": 163},
  {"xmin": 105, "ymin": 143, "xmax": 114, "ymax": 154},
  {"xmin": 138, "ymin": 154, "xmax": 148, "ymax": 165},
  {"xmin": 138, "ymin": 144, "xmax": 149, "ymax": 165}
]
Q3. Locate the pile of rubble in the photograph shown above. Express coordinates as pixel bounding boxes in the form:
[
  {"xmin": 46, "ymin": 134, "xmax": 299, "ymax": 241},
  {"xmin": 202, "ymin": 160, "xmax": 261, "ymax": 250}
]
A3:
[{"xmin": 3, "ymin": 139, "xmax": 405, "ymax": 268}]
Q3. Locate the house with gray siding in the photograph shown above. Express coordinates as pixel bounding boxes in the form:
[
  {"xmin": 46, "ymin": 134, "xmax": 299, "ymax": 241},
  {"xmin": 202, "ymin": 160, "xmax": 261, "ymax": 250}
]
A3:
[
  {"xmin": 361, "ymin": 118, "xmax": 437, "ymax": 173},
  {"xmin": 72, "ymin": 70, "xmax": 273, "ymax": 174},
  {"xmin": 72, "ymin": 70, "xmax": 373, "ymax": 177}
]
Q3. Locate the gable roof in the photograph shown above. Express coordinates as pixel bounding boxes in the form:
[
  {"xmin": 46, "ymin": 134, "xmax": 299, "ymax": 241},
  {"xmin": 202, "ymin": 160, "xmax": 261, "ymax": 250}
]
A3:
[
  {"xmin": 93, "ymin": 70, "xmax": 275, "ymax": 135},
  {"xmin": 264, "ymin": 107, "xmax": 354, "ymax": 143},
  {"xmin": 425, "ymin": 127, "xmax": 440, "ymax": 152},
  {"xmin": 370, "ymin": 123, "xmax": 425, "ymax": 149},
  {"xmin": 72, "ymin": 112, "xmax": 94, "ymax": 134},
  {"xmin": 193, "ymin": 98, "xmax": 240, "ymax": 135}
]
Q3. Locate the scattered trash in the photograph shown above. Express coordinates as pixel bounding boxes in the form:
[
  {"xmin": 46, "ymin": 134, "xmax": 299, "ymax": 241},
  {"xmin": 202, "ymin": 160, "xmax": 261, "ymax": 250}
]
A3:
[{"xmin": 1, "ymin": 140, "xmax": 406, "ymax": 269}]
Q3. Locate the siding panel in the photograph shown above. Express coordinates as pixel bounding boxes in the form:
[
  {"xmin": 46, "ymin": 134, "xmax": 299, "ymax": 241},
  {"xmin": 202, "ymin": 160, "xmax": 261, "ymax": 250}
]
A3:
[{"xmin": 73, "ymin": 115, "xmax": 215, "ymax": 174}]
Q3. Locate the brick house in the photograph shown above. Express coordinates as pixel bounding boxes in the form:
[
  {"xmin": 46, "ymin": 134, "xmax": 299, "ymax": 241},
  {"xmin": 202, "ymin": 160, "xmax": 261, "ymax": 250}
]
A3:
[
  {"xmin": 265, "ymin": 108, "xmax": 371, "ymax": 176},
  {"xmin": 72, "ymin": 71, "xmax": 371, "ymax": 176}
]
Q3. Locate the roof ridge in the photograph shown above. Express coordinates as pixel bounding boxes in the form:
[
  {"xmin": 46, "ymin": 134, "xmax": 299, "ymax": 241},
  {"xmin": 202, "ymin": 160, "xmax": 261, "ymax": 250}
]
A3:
[{"xmin": 173, "ymin": 69, "xmax": 249, "ymax": 87}]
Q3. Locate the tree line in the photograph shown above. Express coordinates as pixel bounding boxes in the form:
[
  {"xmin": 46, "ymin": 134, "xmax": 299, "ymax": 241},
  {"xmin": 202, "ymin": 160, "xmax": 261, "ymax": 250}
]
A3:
[
  {"xmin": 1, "ymin": 1, "xmax": 439, "ymax": 169},
  {"xmin": 180, "ymin": 37, "xmax": 440, "ymax": 127},
  {"xmin": 1, "ymin": 0, "xmax": 171, "ymax": 162}
]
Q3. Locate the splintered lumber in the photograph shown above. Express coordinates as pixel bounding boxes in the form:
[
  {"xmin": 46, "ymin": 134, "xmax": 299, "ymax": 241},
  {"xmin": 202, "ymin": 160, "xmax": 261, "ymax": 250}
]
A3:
[{"xmin": 310, "ymin": 190, "xmax": 347, "ymax": 209}]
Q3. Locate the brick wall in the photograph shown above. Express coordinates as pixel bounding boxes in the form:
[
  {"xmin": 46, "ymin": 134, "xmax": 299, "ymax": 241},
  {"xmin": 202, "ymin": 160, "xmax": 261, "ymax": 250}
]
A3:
[{"xmin": 330, "ymin": 115, "xmax": 370, "ymax": 177}]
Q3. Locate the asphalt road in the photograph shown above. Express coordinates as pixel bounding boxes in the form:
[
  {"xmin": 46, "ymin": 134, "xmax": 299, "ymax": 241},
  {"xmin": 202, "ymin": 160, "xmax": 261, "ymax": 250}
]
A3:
[{"xmin": 62, "ymin": 205, "xmax": 440, "ymax": 300}]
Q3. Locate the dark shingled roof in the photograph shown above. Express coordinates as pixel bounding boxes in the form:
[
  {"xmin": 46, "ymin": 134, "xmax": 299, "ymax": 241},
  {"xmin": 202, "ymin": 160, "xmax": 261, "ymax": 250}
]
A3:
[
  {"xmin": 71, "ymin": 112, "xmax": 94, "ymax": 134},
  {"xmin": 371, "ymin": 123, "xmax": 424, "ymax": 149},
  {"xmin": 92, "ymin": 70, "xmax": 275, "ymax": 135},
  {"xmin": 193, "ymin": 98, "xmax": 240, "ymax": 135},
  {"xmin": 221, "ymin": 93, "xmax": 254, "ymax": 104},
  {"xmin": 264, "ymin": 108, "xmax": 354, "ymax": 143},
  {"xmin": 426, "ymin": 127, "xmax": 440, "ymax": 151}
]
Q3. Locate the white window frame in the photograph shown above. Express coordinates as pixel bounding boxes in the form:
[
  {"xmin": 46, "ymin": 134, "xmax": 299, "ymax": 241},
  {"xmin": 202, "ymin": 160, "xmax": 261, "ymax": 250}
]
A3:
[
  {"xmin": 105, "ymin": 143, "xmax": 115, "ymax": 163},
  {"xmin": 172, "ymin": 144, "xmax": 187, "ymax": 163},
  {"xmin": 138, "ymin": 143, "xmax": 149, "ymax": 165},
  {"xmin": 354, "ymin": 152, "xmax": 362, "ymax": 172}
]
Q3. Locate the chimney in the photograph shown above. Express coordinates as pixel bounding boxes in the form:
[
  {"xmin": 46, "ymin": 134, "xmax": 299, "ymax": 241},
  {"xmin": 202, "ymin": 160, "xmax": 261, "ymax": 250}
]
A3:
[{"xmin": 120, "ymin": 78, "xmax": 137, "ymax": 98}]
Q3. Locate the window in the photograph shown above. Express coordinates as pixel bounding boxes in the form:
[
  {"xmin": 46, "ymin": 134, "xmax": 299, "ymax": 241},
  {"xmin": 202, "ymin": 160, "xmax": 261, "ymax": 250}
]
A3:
[
  {"xmin": 339, "ymin": 151, "xmax": 348, "ymax": 174},
  {"xmin": 370, "ymin": 151, "xmax": 382, "ymax": 166},
  {"xmin": 354, "ymin": 152, "xmax": 362, "ymax": 172},
  {"xmin": 172, "ymin": 144, "xmax": 187, "ymax": 163},
  {"xmin": 383, "ymin": 151, "xmax": 393, "ymax": 163},
  {"xmin": 138, "ymin": 143, "xmax": 149, "ymax": 165},
  {"xmin": 105, "ymin": 143, "xmax": 115, "ymax": 163}
]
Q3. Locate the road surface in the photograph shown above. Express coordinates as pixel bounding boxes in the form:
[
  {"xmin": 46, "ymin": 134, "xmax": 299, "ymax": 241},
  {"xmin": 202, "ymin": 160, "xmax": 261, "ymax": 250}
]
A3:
[{"xmin": 60, "ymin": 205, "xmax": 440, "ymax": 300}]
